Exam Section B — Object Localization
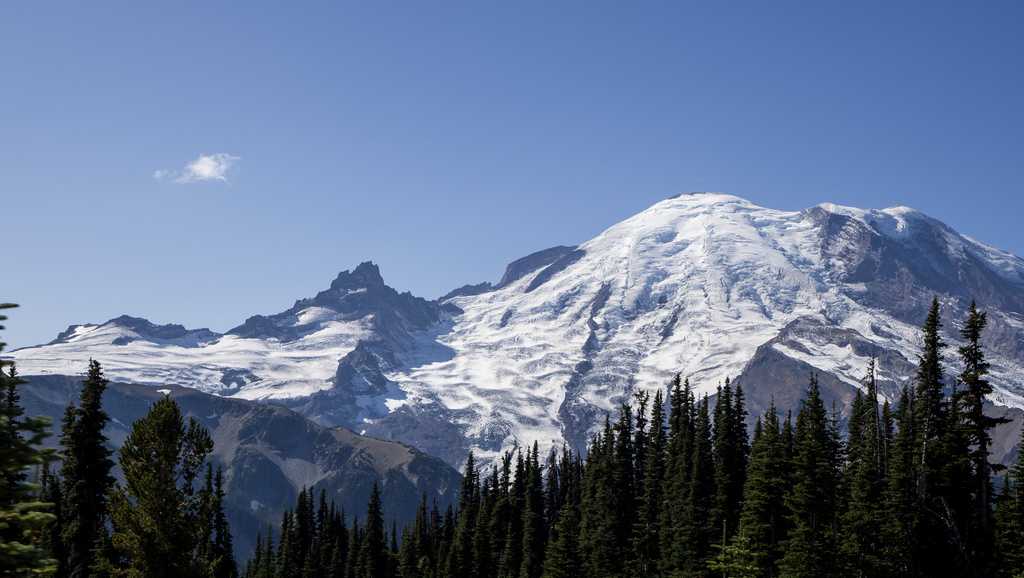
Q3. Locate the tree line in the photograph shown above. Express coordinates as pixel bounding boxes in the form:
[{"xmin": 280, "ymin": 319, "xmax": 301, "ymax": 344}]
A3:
[
  {"xmin": 246, "ymin": 298, "xmax": 1024, "ymax": 577},
  {"xmin": 1, "ymin": 303, "xmax": 237, "ymax": 577},
  {"xmin": 6, "ymin": 297, "xmax": 1024, "ymax": 576}
]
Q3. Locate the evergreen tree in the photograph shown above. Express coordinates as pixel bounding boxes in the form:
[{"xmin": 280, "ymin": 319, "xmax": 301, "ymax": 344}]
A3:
[
  {"xmin": 263, "ymin": 531, "xmax": 277, "ymax": 578},
  {"xmin": 839, "ymin": 360, "xmax": 888, "ymax": 577},
  {"xmin": 779, "ymin": 375, "xmax": 840, "ymax": 578},
  {"xmin": 399, "ymin": 494, "xmax": 428, "ymax": 578},
  {"xmin": 542, "ymin": 449, "xmax": 582, "ymax": 578},
  {"xmin": 957, "ymin": 301, "xmax": 1007, "ymax": 575},
  {"xmin": 0, "ymin": 303, "xmax": 56, "ymax": 576},
  {"xmin": 661, "ymin": 375, "xmax": 694, "ymax": 573},
  {"xmin": 357, "ymin": 482, "xmax": 387, "ymax": 578},
  {"xmin": 519, "ymin": 443, "xmax": 545, "ymax": 578},
  {"xmin": 995, "ymin": 426, "xmax": 1024, "ymax": 577},
  {"xmin": 100, "ymin": 394, "xmax": 215, "ymax": 577},
  {"xmin": 277, "ymin": 510, "xmax": 296, "ymax": 577},
  {"xmin": 344, "ymin": 518, "xmax": 360, "ymax": 578},
  {"xmin": 39, "ymin": 463, "xmax": 66, "ymax": 578},
  {"xmin": 211, "ymin": 467, "xmax": 237, "ymax": 578},
  {"xmin": 632, "ymin": 391, "xmax": 650, "ymax": 507},
  {"xmin": 473, "ymin": 471, "xmax": 497, "ymax": 578},
  {"xmin": 682, "ymin": 395, "xmax": 716, "ymax": 576},
  {"xmin": 883, "ymin": 384, "xmax": 918, "ymax": 577},
  {"xmin": 911, "ymin": 297, "xmax": 965, "ymax": 575},
  {"xmin": 59, "ymin": 359, "xmax": 116, "ymax": 578},
  {"xmin": 579, "ymin": 418, "xmax": 620, "ymax": 576},
  {"xmin": 447, "ymin": 452, "xmax": 478, "ymax": 578},
  {"xmin": 736, "ymin": 400, "xmax": 788, "ymax": 577},
  {"xmin": 713, "ymin": 379, "xmax": 745, "ymax": 542},
  {"xmin": 541, "ymin": 500, "xmax": 580, "ymax": 578},
  {"xmin": 611, "ymin": 402, "xmax": 635, "ymax": 562},
  {"xmin": 633, "ymin": 388, "xmax": 665, "ymax": 574}
]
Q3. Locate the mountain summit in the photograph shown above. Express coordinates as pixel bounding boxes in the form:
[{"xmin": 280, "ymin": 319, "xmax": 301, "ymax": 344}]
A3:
[{"xmin": 14, "ymin": 193, "xmax": 1024, "ymax": 467}]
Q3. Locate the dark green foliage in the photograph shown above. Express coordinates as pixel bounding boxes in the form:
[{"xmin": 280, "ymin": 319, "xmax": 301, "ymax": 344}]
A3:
[
  {"xmin": 661, "ymin": 374, "xmax": 695, "ymax": 573},
  {"xmin": 0, "ymin": 304, "xmax": 56, "ymax": 575},
  {"xmin": 683, "ymin": 395, "xmax": 716, "ymax": 575},
  {"xmin": 100, "ymin": 395, "xmax": 215, "ymax": 577},
  {"xmin": 519, "ymin": 444, "xmax": 545, "ymax": 578},
  {"xmin": 958, "ymin": 302, "xmax": 1009, "ymax": 575},
  {"xmin": 579, "ymin": 417, "xmax": 622, "ymax": 575},
  {"xmin": 736, "ymin": 399, "xmax": 788, "ymax": 576},
  {"xmin": 778, "ymin": 374, "xmax": 841, "ymax": 577},
  {"xmin": 208, "ymin": 467, "xmax": 237, "ymax": 578},
  {"xmin": 541, "ymin": 449, "xmax": 582, "ymax": 578},
  {"xmin": 995, "ymin": 432, "xmax": 1024, "ymax": 577},
  {"xmin": 713, "ymin": 379, "xmax": 748, "ymax": 543},
  {"xmin": 633, "ymin": 388, "xmax": 666, "ymax": 574},
  {"xmin": 357, "ymin": 482, "xmax": 387, "ymax": 578},
  {"xmin": 883, "ymin": 383, "xmax": 918, "ymax": 575},
  {"xmin": 839, "ymin": 360, "xmax": 889, "ymax": 577},
  {"xmin": 59, "ymin": 359, "xmax": 116, "ymax": 578},
  {"xmin": 261, "ymin": 488, "xmax": 356, "ymax": 578},
  {"xmin": 447, "ymin": 453, "xmax": 478, "ymax": 577}
]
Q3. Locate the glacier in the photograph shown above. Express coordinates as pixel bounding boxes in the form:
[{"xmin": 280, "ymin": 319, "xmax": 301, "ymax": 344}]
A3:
[{"xmin": 13, "ymin": 193, "xmax": 1024, "ymax": 469}]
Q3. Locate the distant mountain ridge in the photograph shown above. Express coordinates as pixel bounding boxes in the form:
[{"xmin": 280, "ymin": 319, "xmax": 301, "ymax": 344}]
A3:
[{"xmin": 13, "ymin": 193, "xmax": 1024, "ymax": 469}]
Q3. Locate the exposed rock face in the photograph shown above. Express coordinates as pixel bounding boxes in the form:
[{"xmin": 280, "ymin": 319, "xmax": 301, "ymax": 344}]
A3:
[
  {"xmin": 18, "ymin": 375, "xmax": 460, "ymax": 559},
  {"xmin": 13, "ymin": 194, "xmax": 1024, "ymax": 471}
]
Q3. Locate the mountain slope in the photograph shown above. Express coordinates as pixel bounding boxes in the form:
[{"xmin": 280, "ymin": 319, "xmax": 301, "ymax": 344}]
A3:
[
  {"xmin": 13, "ymin": 193, "xmax": 1024, "ymax": 468},
  {"xmin": 19, "ymin": 375, "xmax": 460, "ymax": 559},
  {"xmin": 361, "ymin": 194, "xmax": 1024, "ymax": 461}
]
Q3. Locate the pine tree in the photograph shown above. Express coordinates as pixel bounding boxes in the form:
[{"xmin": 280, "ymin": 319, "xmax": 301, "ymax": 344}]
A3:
[
  {"xmin": 100, "ymin": 394, "xmax": 215, "ymax": 577},
  {"xmin": 197, "ymin": 465, "xmax": 216, "ymax": 574},
  {"xmin": 259, "ymin": 530, "xmax": 275, "ymax": 578},
  {"xmin": 682, "ymin": 394, "xmax": 716, "ymax": 575},
  {"xmin": 211, "ymin": 467, "xmax": 237, "ymax": 578},
  {"xmin": 956, "ymin": 301, "xmax": 1007, "ymax": 575},
  {"xmin": 883, "ymin": 384, "xmax": 918, "ymax": 577},
  {"xmin": 579, "ymin": 417, "xmax": 621, "ymax": 576},
  {"xmin": 994, "ymin": 425, "xmax": 1024, "ymax": 576},
  {"xmin": 474, "ymin": 471, "xmax": 497, "ymax": 578},
  {"xmin": 244, "ymin": 530, "xmax": 263, "ymax": 578},
  {"xmin": 278, "ymin": 510, "xmax": 296, "ymax": 577},
  {"xmin": 447, "ymin": 452, "xmax": 478, "ymax": 578},
  {"xmin": 344, "ymin": 517, "xmax": 360, "ymax": 578},
  {"xmin": 839, "ymin": 360, "xmax": 888, "ymax": 576},
  {"xmin": 736, "ymin": 400, "xmax": 788, "ymax": 577},
  {"xmin": 911, "ymin": 297, "xmax": 967, "ymax": 575},
  {"xmin": 611, "ymin": 402, "xmax": 635, "ymax": 563},
  {"xmin": 779, "ymin": 374, "xmax": 840, "ymax": 578},
  {"xmin": 520, "ymin": 443, "xmax": 546, "ymax": 578},
  {"xmin": 541, "ymin": 501, "xmax": 581, "ymax": 578},
  {"xmin": 661, "ymin": 375, "xmax": 694, "ymax": 573},
  {"xmin": 0, "ymin": 303, "xmax": 56, "ymax": 576},
  {"xmin": 39, "ymin": 463, "xmax": 66, "ymax": 578},
  {"xmin": 713, "ymin": 380, "xmax": 745, "ymax": 542},
  {"xmin": 357, "ymin": 482, "xmax": 387, "ymax": 578},
  {"xmin": 542, "ymin": 449, "xmax": 582, "ymax": 578},
  {"xmin": 633, "ymin": 388, "xmax": 665, "ymax": 574},
  {"xmin": 400, "ymin": 495, "xmax": 427, "ymax": 578},
  {"xmin": 59, "ymin": 359, "xmax": 116, "ymax": 578}
]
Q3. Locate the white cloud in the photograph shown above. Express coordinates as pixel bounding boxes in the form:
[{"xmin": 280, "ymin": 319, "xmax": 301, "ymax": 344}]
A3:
[{"xmin": 154, "ymin": 153, "xmax": 240, "ymax": 184}]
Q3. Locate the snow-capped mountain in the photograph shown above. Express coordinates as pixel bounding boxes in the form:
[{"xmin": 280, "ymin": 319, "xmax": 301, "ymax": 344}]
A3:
[{"xmin": 13, "ymin": 193, "xmax": 1024, "ymax": 468}]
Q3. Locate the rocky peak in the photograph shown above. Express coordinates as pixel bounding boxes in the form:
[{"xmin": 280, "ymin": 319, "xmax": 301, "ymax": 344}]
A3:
[{"xmin": 330, "ymin": 261, "xmax": 385, "ymax": 292}]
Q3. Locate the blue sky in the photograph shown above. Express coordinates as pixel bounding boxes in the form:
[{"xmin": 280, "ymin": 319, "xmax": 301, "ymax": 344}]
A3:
[{"xmin": 2, "ymin": 1, "xmax": 1022, "ymax": 348}]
